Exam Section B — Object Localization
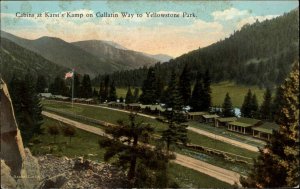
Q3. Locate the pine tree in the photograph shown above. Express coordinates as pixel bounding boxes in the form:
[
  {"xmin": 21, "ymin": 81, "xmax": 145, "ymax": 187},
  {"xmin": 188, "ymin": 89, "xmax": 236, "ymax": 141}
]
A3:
[
  {"xmin": 125, "ymin": 86, "xmax": 134, "ymax": 104},
  {"xmin": 73, "ymin": 73, "xmax": 81, "ymax": 98},
  {"xmin": 162, "ymin": 111, "xmax": 189, "ymax": 154},
  {"xmin": 49, "ymin": 76, "xmax": 68, "ymax": 96},
  {"xmin": 179, "ymin": 64, "xmax": 191, "ymax": 106},
  {"xmin": 260, "ymin": 88, "xmax": 272, "ymax": 120},
  {"xmin": 250, "ymin": 94, "xmax": 259, "ymax": 118},
  {"xmin": 133, "ymin": 88, "xmax": 139, "ymax": 103},
  {"xmin": 240, "ymin": 63, "xmax": 299, "ymax": 188},
  {"xmin": 24, "ymin": 73, "xmax": 44, "ymax": 135},
  {"xmin": 271, "ymin": 87, "xmax": 284, "ymax": 120},
  {"xmin": 139, "ymin": 67, "xmax": 157, "ymax": 104},
  {"xmin": 80, "ymin": 74, "xmax": 93, "ymax": 98},
  {"xmin": 36, "ymin": 75, "xmax": 47, "ymax": 93},
  {"xmin": 93, "ymin": 88, "xmax": 98, "ymax": 97},
  {"xmin": 99, "ymin": 114, "xmax": 156, "ymax": 182},
  {"xmin": 222, "ymin": 93, "xmax": 235, "ymax": 117},
  {"xmin": 241, "ymin": 89, "xmax": 253, "ymax": 117},
  {"xmin": 190, "ymin": 73, "xmax": 204, "ymax": 111},
  {"xmin": 108, "ymin": 80, "xmax": 117, "ymax": 102},
  {"xmin": 155, "ymin": 76, "xmax": 164, "ymax": 103},
  {"xmin": 99, "ymin": 80, "xmax": 105, "ymax": 102},
  {"xmin": 104, "ymin": 75, "xmax": 110, "ymax": 101},
  {"xmin": 202, "ymin": 69, "xmax": 212, "ymax": 111},
  {"xmin": 165, "ymin": 70, "xmax": 183, "ymax": 111},
  {"xmin": 10, "ymin": 73, "xmax": 44, "ymax": 144},
  {"xmin": 100, "ymin": 113, "xmax": 174, "ymax": 187},
  {"xmin": 9, "ymin": 75, "xmax": 22, "ymax": 111}
]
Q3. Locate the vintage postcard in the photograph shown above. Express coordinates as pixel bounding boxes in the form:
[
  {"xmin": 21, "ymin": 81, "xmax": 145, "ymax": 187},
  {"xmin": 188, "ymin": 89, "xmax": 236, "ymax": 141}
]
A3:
[{"xmin": 0, "ymin": 1, "xmax": 299, "ymax": 188}]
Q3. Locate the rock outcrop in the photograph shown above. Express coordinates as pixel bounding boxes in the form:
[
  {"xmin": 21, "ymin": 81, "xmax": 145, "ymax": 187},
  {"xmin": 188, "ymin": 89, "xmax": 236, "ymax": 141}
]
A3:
[
  {"xmin": 0, "ymin": 79, "xmax": 41, "ymax": 188},
  {"xmin": 1, "ymin": 160, "xmax": 17, "ymax": 188},
  {"xmin": 38, "ymin": 155, "xmax": 128, "ymax": 188}
]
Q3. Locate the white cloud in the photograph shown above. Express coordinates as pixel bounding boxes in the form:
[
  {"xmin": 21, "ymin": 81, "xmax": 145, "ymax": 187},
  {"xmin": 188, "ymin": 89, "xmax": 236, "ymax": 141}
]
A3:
[
  {"xmin": 236, "ymin": 15, "xmax": 279, "ymax": 29},
  {"xmin": 212, "ymin": 7, "xmax": 249, "ymax": 21}
]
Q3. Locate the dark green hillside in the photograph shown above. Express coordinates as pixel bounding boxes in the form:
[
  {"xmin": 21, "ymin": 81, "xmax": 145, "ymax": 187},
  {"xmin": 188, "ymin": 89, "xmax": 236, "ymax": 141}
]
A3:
[
  {"xmin": 29, "ymin": 36, "xmax": 123, "ymax": 77},
  {"xmin": 94, "ymin": 9, "xmax": 299, "ymax": 87},
  {"xmin": 1, "ymin": 31, "xmax": 122, "ymax": 77},
  {"xmin": 0, "ymin": 38, "xmax": 67, "ymax": 83},
  {"xmin": 1, "ymin": 31, "xmax": 159, "ymax": 78}
]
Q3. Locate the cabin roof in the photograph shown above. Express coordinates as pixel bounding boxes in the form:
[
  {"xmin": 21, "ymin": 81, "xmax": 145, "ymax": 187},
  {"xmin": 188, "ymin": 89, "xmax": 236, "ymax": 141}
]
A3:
[
  {"xmin": 237, "ymin": 117, "xmax": 261, "ymax": 125},
  {"xmin": 216, "ymin": 117, "xmax": 237, "ymax": 122},
  {"xmin": 252, "ymin": 122, "xmax": 279, "ymax": 134},
  {"xmin": 202, "ymin": 114, "xmax": 220, "ymax": 119},
  {"xmin": 128, "ymin": 103, "xmax": 140, "ymax": 107},
  {"xmin": 186, "ymin": 112, "xmax": 208, "ymax": 116},
  {"xmin": 229, "ymin": 121, "xmax": 252, "ymax": 128}
]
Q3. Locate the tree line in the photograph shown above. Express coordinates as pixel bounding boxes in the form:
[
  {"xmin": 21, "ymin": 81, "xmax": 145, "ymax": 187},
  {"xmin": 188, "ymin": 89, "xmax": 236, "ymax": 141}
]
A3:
[
  {"xmin": 135, "ymin": 64, "xmax": 212, "ymax": 112},
  {"xmin": 218, "ymin": 85, "xmax": 289, "ymax": 122},
  {"xmin": 48, "ymin": 74, "xmax": 94, "ymax": 99}
]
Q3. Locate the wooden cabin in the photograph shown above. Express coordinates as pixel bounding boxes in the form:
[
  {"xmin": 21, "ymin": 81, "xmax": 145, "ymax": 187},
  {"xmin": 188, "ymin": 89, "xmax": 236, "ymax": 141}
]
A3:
[
  {"xmin": 126, "ymin": 103, "xmax": 141, "ymax": 111},
  {"xmin": 252, "ymin": 122, "xmax": 279, "ymax": 141},
  {"xmin": 227, "ymin": 117, "xmax": 261, "ymax": 134},
  {"xmin": 214, "ymin": 117, "xmax": 237, "ymax": 127},
  {"xmin": 202, "ymin": 114, "xmax": 220, "ymax": 123},
  {"xmin": 185, "ymin": 112, "xmax": 208, "ymax": 121}
]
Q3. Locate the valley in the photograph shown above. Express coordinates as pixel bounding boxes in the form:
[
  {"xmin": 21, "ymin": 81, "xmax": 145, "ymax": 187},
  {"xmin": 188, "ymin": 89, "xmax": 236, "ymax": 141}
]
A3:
[{"xmin": 1, "ymin": 2, "xmax": 299, "ymax": 188}]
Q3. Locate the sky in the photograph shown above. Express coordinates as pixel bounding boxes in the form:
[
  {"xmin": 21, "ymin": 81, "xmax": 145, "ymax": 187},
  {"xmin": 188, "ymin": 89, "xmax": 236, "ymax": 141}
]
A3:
[{"xmin": 1, "ymin": 1, "xmax": 298, "ymax": 57}]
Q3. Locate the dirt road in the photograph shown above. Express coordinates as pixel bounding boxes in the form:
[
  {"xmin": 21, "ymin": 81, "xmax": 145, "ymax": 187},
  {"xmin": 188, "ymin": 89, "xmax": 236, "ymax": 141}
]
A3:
[
  {"xmin": 42, "ymin": 111, "xmax": 241, "ymax": 186},
  {"xmin": 175, "ymin": 153, "xmax": 240, "ymax": 185},
  {"xmin": 187, "ymin": 127, "xmax": 259, "ymax": 152},
  {"xmin": 42, "ymin": 111, "xmax": 112, "ymax": 139},
  {"xmin": 45, "ymin": 100, "xmax": 259, "ymax": 152}
]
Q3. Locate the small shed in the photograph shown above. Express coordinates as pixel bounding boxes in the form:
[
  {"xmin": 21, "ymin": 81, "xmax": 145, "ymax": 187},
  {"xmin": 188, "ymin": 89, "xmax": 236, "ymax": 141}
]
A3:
[
  {"xmin": 85, "ymin": 98, "xmax": 95, "ymax": 104},
  {"xmin": 107, "ymin": 102, "xmax": 125, "ymax": 108},
  {"xmin": 107, "ymin": 101, "xmax": 116, "ymax": 107},
  {"xmin": 140, "ymin": 104, "xmax": 166, "ymax": 114},
  {"xmin": 202, "ymin": 114, "xmax": 220, "ymax": 123},
  {"xmin": 252, "ymin": 122, "xmax": 279, "ymax": 140},
  {"xmin": 214, "ymin": 117, "xmax": 237, "ymax": 127},
  {"xmin": 52, "ymin": 95, "xmax": 70, "ymax": 101},
  {"xmin": 186, "ymin": 112, "xmax": 208, "ymax": 121},
  {"xmin": 39, "ymin": 93, "xmax": 52, "ymax": 99},
  {"xmin": 126, "ymin": 103, "xmax": 141, "ymax": 111},
  {"xmin": 228, "ymin": 117, "xmax": 261, "ymax": 134}
]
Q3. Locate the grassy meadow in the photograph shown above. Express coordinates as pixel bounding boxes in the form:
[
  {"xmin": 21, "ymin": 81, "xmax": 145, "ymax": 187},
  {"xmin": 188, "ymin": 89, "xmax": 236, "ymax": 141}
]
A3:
[
  {"xmin": 114, "ymin": 81, "xmax": 266, "ymax": 107},
  {"xmin": 30, "ymin": 117, "xmax": 231, "ymax": 188},
  {"xmin": 29, "ymin": 117, "xmax": 106, "ymax": 162},
  {"xmin": 210, "ymin": 81, "xmax": 266, "ymax": 107}
]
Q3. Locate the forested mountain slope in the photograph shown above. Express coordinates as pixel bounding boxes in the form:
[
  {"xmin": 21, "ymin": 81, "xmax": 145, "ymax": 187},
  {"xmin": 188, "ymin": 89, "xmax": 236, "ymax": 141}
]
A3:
[
  {"xmin": 0, "ymin": 38, "xmax": 68, "ymax": 83},
  {"xmin": 94, "ymin": 9, "xmax": 299, "ymax": 87},
  {"xmin": 0, "ymin": 31, "xmax": 122, "ymax": 77},
  {"xmin": 1, "ymin": 31, "xmax": 159, "ymax": 78}
]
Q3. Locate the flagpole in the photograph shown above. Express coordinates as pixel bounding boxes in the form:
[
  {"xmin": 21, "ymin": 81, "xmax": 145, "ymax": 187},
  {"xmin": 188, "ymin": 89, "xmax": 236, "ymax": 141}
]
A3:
[{"xmin": 72, "ymin": 69, "xmax": 74, "ymax": 109}]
